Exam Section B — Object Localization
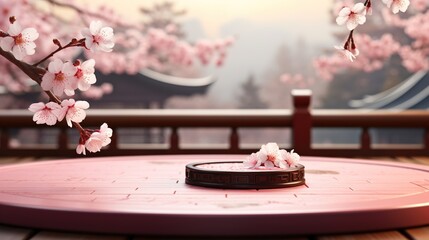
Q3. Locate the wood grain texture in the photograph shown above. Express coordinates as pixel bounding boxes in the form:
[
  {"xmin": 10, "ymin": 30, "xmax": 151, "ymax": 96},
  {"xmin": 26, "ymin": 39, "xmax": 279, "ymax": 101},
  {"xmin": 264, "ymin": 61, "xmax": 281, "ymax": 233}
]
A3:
[
  {"xmin": 0, "ymin": 225, "xmax": 35, "ymax": 240},
  {"xmin": 30, "ymin": 231, "xmax": 127, "ymax": 240},
  {"xmin": 405, "ymin": 226, "xmax": 429, "ymax": 240},
  {"xmin": 0, "ymin": 155, "xmax": 428, "ymax": 237},
  {"xmin": 133, "ymin": 236, "xmax": 309, "ymax": 240},
  {"xmin": 410, "ymin": 157, "xmax": 429, "ymax": 165},
  {"xmin": 317, "ymin": 231, "xmax": 408, "ymax": 240}
]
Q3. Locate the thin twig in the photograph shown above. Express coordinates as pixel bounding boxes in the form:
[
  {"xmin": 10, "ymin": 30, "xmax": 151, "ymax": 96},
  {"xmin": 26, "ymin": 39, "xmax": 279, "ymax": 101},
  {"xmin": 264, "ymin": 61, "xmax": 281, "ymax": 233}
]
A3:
[
  {"xmin": 0, "ymin": 48, "xmax": 86, "ymax": 133},
  {"xmin": 32, "ymin": 38, "xmax": 86, "ymax": 67}
]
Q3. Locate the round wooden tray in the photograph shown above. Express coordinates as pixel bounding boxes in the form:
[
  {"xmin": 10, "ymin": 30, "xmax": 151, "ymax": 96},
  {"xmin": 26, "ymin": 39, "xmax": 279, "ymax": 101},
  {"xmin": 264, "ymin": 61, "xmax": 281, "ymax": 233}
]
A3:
[
  {"xmin": 1, "ymin": 155, "xmax": 429, "ymax": 236},
  {"xmin": 185, "ymin": 161, "xmax": 305, "ymax": 189}
]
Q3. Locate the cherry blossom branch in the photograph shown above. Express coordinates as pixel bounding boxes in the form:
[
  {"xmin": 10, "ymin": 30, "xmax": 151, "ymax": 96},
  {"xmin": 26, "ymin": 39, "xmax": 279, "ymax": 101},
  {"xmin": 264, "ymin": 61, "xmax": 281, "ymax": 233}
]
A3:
[
  {"xmin": 0, "ymin": 47, "xmax": 86, "ymax": 133},
  {"xmin": 37, "ymin": 0, "xmax": 233, "ymax": 74},
  {"xmin": 0, "ymin": 17, "xmax": 114, "ymax": 155},
  {"xmin": 33, "ymin": 38, "xmax": 85, "ymax": 66},
  {"xmin": 334, "ymin": 0, "xmax": 409, "ymax": 62},
  {"xmin": 0, "ymin": 48, "xmax": 44, "ymax": 84}
]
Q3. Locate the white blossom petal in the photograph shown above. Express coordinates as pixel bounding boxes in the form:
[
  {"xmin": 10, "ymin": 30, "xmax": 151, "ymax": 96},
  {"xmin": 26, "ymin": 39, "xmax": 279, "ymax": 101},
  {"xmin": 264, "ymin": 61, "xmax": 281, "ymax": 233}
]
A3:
[
  {"xmin": 21, "ymin": 28, "xmax": 39, "ymax": 41},
  {"xmin": 338, "ymin": 7, "xmax": 351, "ymax": 17},
  {"xmin": 28, "ymin": 102, "xmax": 45, "ymax": 112},
  {"xmin": 76, "ymin": 144, "xmax": 86, "ymax": 155},
  {"xmin": 11, "ymin": 45, "xmax": 25, "ymax": 60},
  {"xmin": 75, "ymin": 100, "xmax": 90, "ymax": 109},
  {"xmin": 8, "ymin": 22, "xmax": 22, "ymax": 36},
  {"xmin": 48, "ymin": 59, "xmax": 63, "ymax": 73},
  {"xmin": 52, "ymin": 80, "xmax": 66, "ymax": 96},
  {"xmin": 0, "ymin": 37, "xmax": 14, "ymax": 51},
  {"xmin": 352, "ymin": 3, "xmax": 365, "ymax": 13},
  {"xmin": 89, "ymin": 20, "xmax": 103, "ymax": 34},
  {"xmin": 41, "ymin": 73, "xmax": 55, "ymax": 91}
]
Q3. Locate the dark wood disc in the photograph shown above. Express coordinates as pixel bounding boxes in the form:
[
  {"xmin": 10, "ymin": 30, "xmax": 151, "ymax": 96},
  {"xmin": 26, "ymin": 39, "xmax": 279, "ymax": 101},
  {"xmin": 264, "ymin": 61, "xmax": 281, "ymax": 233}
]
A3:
[{"xmin": 185, "ymin": 161, "xmax": 305, "ymax": 189}]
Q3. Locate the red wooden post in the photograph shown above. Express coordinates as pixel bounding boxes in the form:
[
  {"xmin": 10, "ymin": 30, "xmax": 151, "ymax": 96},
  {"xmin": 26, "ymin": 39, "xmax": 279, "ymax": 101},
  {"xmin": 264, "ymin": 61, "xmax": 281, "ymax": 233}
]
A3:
[
  {"xmin": 292, "ymin": 89, "xmax": 312, "ymax": 155},
  {"xmin": 0, "ymin": 128, "xmax": 9, "ymax": 150},
  {"xmin": 170, "ymin": 127, "xmax": 179, "ymax": 151},
  {"xmin": 229, "ymin": 127, "xmax": 239, "ymax": 152},
  {"xmin": 361, "ymin": 127, "xmax": 371, "ymax": 151}
]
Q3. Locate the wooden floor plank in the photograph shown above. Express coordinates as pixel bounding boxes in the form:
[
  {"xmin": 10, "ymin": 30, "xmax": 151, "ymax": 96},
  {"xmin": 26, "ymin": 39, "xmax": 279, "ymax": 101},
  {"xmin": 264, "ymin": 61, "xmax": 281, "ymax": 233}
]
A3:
[
  {"xmin": 0, "ymin": 157, "xmax": 22, "ymax": 166},
  {"xmin": 405, "ymin": 226, "xmax": 429, "ymax": 240},
  {"xmin": 31, "ymin": 231, "xmax": 128, "ymax": 240},
  {"xmin": 317, "ymin": 231, "xmax": 408, "ymax": 240},
  {"xmin": 392, "ymin": 157, "xmax": 419, "ymax": 164},
  {"xmin": 134, "ymin": 237, "xmax": 309, "ymax": 240},
  {"xmin": 0, "ymin": 157, "xmax": 53, "ymax": 166},
  {"xmin": 409, "ymin": 156, "xmax": 429, "ymax": 166},
  {"xmin": 0, "ymin": 225, "xmax": 35, "ymax": 240}
]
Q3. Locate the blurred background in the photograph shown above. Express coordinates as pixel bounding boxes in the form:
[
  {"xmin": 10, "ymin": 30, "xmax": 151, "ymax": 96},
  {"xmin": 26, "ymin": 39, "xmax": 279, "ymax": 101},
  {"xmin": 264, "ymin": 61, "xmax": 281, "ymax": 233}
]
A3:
[
  {"xmin": 4, "ymin": 0, "xmax": 423, "ymax": 110},
  {"xmin": 1, "ymin": 0, "xmax": 427, "ymax": 149}
]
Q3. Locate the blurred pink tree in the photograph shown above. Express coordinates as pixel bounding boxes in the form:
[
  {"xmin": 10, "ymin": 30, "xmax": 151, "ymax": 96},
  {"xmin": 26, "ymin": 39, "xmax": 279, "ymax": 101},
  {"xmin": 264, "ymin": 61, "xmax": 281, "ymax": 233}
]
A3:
[
  {"xmin": 314, "ymin": 0, "xmax": 426, "ymax": 81},
  {"xmin": 0, "ymin": 0, "xmax": 232, "ymax": 93},
  {"xmin": 0, "ymin": 0, "xmax": 232, "ymax": 154}
]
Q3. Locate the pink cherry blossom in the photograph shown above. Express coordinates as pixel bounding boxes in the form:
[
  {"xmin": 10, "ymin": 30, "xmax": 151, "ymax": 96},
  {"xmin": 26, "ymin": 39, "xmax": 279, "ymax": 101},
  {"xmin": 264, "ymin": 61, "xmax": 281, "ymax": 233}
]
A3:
[
  {"xmin": 81, "ymin": 20, "xmax": 115, "ymax": 52},
  {"xmin": 97, "ymin": 123, "xmax": 113, "ymax": 147},
  {"xmin": 256, "ymin": 142, "xmax": 281, "ymax": 168},
  {"xmin": 0, "ymin": 21, "xmax": 39, "ymax": 60},
  {"xmin": 244, "ymin": 143, "xmax": 301, "ymax": 169},
  {"xmin": 59, "ymin": 99, "xmax": 90, "ymax": 127},
  {"xmin": 81, "ymin": 83, "xmax": 112, "ymax": 99},
  {"xmin": 336, "ymin": 3, "xmax": 367, "ymax": 30},
  {"xmin": 77, "ymin": 123, "xmax": 113, "ymax": 154},
  {"xmin": 277, "ymin": 150, "xmax": 289, "ymax": 169},
  {"xmin": 285, "ymin": 149, "xmax": 300, "ymax": 168},
  {"xmin": 410, "ymin": 0, "xmax": 428, "ymax": 12},
  {"xmin": 75, "ymin": 59, "xmax": 97, "ymax": 91},
  {"xmin": 76, "ymin": 144, "xmax": 86, "ymax": 155},
  {"xmin": 85, "ymin": 134, "xmax": 104, "ymax": 153},
  {"xmin": 41, "ymin": 59, "xmax": 77, "ymax": 96},
  {"xmin": 335, "ymin": 45, "xmax": 359, "ymax": 62},
  {"xmin": 315, "ymin": 34, "xmax": 400, "ymax": 80},
  {"xmin": 243, "ymin": 152, "xmax": 260, "ymax": 169},
  {"xmin": 382, "ymin": 0, "xmax": 410, "ymax": 14},
  {"xmin": 399, "ymin": 46, "xmax": 429, "ymax": 72},
  {"xmin": 28, "ymin": 102, "xmax": 61, "ymax": 126}
]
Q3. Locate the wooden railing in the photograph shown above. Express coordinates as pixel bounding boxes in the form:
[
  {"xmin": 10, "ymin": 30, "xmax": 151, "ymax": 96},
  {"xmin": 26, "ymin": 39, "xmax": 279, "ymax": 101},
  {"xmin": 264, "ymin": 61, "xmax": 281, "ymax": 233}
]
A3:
[{"xmin": 0, "ymin": 90, "xmax": 428, "ymax": 157}]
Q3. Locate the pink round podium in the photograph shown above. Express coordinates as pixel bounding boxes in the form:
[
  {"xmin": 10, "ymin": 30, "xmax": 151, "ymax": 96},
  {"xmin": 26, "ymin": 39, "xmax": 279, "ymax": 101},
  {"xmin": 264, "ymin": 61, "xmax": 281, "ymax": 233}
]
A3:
[{"xmin": 0, "ymin": 155, "xmax": 428, "ymax": 236}]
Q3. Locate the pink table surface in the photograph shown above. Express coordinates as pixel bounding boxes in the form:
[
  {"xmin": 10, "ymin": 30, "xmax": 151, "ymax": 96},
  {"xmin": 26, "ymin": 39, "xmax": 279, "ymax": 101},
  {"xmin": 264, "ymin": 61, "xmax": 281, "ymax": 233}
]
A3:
[{"xmin": 0, "ymin": 155, "xmax": 428, "ymax": 236}]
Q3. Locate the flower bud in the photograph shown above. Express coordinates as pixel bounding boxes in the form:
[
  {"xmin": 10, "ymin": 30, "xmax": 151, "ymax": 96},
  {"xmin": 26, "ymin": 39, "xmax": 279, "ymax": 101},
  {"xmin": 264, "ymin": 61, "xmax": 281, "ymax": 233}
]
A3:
[
  {"xmin": 53, "ymin": 39, "xmax": 61, "ymax": 47},
  {"xmin": 9, "ymin": 16, "xmax": 16, "ymax": 24}
]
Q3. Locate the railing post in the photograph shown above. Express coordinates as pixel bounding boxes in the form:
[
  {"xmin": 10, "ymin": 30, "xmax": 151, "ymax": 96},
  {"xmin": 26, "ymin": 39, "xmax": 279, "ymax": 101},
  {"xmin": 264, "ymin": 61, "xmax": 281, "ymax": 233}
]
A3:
[
  {"xmin": 230, "ymin": 127, "xmax": 239, "ymax": 152},
  {"xmin": 361, "ymin": 127, "xmax": 371, "ymax": 151},
  {"xmin": 292, "ymin": 89, "xmax": 312, "ymax": 155},
  {"xmin": 0, "ymin": 128, "xmax": 9, "ymax": 150},
  {"xmin": 170, "ymin": 127, "xmax": 179, "ymax": 152}
]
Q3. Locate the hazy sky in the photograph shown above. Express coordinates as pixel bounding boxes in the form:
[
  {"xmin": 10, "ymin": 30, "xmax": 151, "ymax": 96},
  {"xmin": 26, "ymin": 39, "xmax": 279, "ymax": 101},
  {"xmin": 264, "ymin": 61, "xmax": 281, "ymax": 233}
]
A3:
[
  {"xmin": 71, "ymin": 0, "xmax": 337, "ymax": 104},
  {"xmin": 74, "ymin": 0, "xmax": 334, "ymax": 38}
]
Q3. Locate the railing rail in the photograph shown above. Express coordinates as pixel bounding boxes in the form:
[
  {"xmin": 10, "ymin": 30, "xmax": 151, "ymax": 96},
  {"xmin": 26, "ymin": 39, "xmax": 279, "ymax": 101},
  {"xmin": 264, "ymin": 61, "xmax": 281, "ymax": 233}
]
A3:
[{"xmin": 0, "ymin": 90, "xmax": 428, "ymax": 157}]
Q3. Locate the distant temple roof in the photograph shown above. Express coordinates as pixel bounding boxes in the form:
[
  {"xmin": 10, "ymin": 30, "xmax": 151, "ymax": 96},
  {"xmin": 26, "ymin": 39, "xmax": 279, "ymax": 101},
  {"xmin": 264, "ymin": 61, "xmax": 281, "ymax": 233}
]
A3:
[
  {"xmin": 92, "ymin": 69, "xmax": 215, "ymax": 108},
  {"xmin": 0, "ymin": 69, "xmax": 216, "ymax": 108},
  {"xmin": 139, "ymin": 68, "xmax": 215, "ymax": 87},
  {"xmin": 349, "ymin": 71, "xmax": 429, "ymax": 110}
]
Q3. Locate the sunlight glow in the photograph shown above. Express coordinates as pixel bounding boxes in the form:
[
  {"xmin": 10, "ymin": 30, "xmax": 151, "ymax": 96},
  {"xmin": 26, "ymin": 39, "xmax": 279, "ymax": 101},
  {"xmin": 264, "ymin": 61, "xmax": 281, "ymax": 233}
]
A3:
[{"xmin": 73, "ymin": 0, "xmax": 332, "ymax": 37}]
